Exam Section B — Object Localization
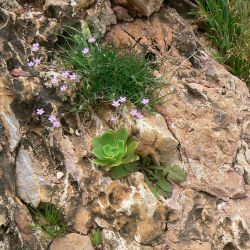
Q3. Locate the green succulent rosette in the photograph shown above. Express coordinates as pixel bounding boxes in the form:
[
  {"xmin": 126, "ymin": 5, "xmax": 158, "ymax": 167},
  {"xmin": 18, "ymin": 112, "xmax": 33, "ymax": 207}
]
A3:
[{"xmin": 92, "ymin": 128, "xmax": 139, "ymax": 169}]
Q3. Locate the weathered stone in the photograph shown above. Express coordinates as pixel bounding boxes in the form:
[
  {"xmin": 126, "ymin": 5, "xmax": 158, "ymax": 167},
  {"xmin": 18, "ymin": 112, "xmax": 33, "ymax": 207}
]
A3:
[
  {"xmin": 93, "ymin": 173, "xmax": 170, "ymax": 245},
  {"xmin": 43, "ymin": 0, "xmax": 69, "ymax": 18},
  {"xmin": 165, "ymin": 188, "xmax": 250, "ymax": 249},
  {"xmin": 113, "ymin": 6, "xmax": 133, "ymax": 22},
  {"xmin": 113, "ymin": 0, "xmax": 164, "ymax": 17},
  {"xmin": 0, "ymin": 109, "xmax": 21, "ymax": 152},
  {"xmin": 105, "ymin": 11, "xmax": 173, "ymax": 53},
  {"xmin": 50, "ymin": 233, "xmax": 94, "ymax": 250},
  {"xmin": 135, "ymin": 114, "xmax": 179, "ymax": 165},
  {"xmin": 86, "ymin": 0, "xmax": 117, "ymax": 37},
  {"xmin": 15, "ymin": 149, "xmax": 50, "ymax": 207},
  {"xmin": 73, "ymin": 207, "xmax": 92, "ymax": 234}
]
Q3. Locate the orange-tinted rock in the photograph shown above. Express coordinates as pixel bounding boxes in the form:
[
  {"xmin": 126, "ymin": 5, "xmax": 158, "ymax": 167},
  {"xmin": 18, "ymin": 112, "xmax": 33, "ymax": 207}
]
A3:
[
  {"xmin": 113, "ymin": 0, "xmax": 164, "ymax": 17},
  {"xmin": 50, "ymin": 233, "xmax": 94, "ymax": 250}
]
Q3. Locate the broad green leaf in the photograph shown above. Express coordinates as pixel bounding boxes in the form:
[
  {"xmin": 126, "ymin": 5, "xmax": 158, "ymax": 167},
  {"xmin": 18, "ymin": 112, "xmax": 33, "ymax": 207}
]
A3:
[
  {"xmin": 103, "ymin": 144, "xmax": 112, "ymax": 156},
  {"xmin": 157, "ymin": 179, "xmax": 172, "ymax": 194},
  {"xmin": 155, "ymin": 171, "xmax": 172, "ymax": 193},
  {"xmin": 92, "ymin": 147, "xmax": 106, "ymax": 160},
  {"xmin": 100, "ymin": 131, "xmax": 116, "ymax": 147},
  {"xmin": 92, "ymin": 159, "xmax": 113, "ymax": 166},
  {"xmin": 111, "ymin": 166, "xmax": 131, "ymax": 179},
  {"xmin": 117, "ymin": 140, "xmax": 125, "ymax": 153},
  {"xmin": 92, "ymin": 137, "xmax": 102, "ymax": 149},
  {"xmin": 124, "ymin": 162, "xmax": 139, "ymax": 172},
  {"xmin": 116, "ymin": 128, "xmax": 129, "ymax": 142},
  {"xmin": 144, "ymin": 177, "xmax": 159, "ymax": 198},
  {"xmin": 125, "ymin": 141, "xmax": 139, "ymax": 155},
  {"xmin": 111, "ymin": 163, "xmax": 138, "ymax": 179},
  {"xmin": 122, "ymin": 155, "xmax": 139, "ymax": 165},
  {"xmin": 166, "ymin": 165, "xmax": 187, "ymax": 183},
  {"xmin": 157, "ymin": 187, "xmax": 172, "ymax": 198}
]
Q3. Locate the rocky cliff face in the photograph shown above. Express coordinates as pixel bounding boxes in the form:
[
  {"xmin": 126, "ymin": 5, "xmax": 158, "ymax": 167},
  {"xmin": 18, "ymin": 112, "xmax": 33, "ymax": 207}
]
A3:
[{"xmin": 0, "ymin": 0, "xmax": 249, "ymax": 249}]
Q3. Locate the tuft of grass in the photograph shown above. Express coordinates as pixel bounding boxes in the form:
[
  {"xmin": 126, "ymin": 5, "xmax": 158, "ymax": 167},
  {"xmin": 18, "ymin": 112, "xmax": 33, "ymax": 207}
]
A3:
[
  {"xmin": 29, "ymin": 203, "xmax": 66, "ymax": 239},
  {"xmin": 59, "ymin": 27, "xmax": 163, "ymax": 112},
  {"xmin": 195, "ymin": 0, "xmax": 250, "ymax": 84},
  {"xmin": 90, "ymin": 230, "xmax": 102, "ymax": 248}
]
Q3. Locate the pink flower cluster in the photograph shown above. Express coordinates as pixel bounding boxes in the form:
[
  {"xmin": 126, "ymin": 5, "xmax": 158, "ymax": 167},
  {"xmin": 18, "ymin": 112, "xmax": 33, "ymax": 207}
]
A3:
[
  {"xmin": 36, "ymin": 108, "xmax": 60, "ymax": 128},
  {"xmin": 88, "ymin": 37, "xmax": 96, "ymax": 43},
  {"xmin": 130, "ymin": 109, "xmax": 144, "ymax": 119},
  {"xmin": 112, "ymin": 96, "xmax": 126, "ymax": 107},
  {"xmin": 48, "ymin": 71, "xmax": 79, "ymax": 92},
  {"xmin": 48, "ymin": 114, "xmax": 60, "ymax": 128},
  {"xmin": 28, "ymin": 43, "xmax": 41, "ymax": 67},
  {"xmin": 110, "ymin": 96, "xmax": 148, "ymax": 122},
  {"xmin": 31, "ymin": 43, "xmax": 40, "ymax": 52}
]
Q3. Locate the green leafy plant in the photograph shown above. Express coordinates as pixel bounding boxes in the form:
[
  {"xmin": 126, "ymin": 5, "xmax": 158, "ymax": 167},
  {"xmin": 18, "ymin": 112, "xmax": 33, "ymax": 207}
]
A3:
[
  {"xmin": 92, "ymin": 128, "xmax": 139, "ymax": 170},
  {"xmin": 194, "ymin": 0, "xmax": 250, "ymax": 84},
  {"xmin": 141, "ymin": 164, "xmax": 187, "ymax": 198},
  {"xmin": 29, "ymin": 203, "xmax": 66, "ymax": 239},
  {"xmin": 109, "ymin": 154, "xmax": 187, "ymax": 198},
  {"xmin": 90, "ymin": 230, "xmax": 102, "ymax": 248},
  {"xmin": 111, "ymin": 162, "xmax": 139, "ymax": 180},
  {"xmin": 59, "ymin": 26, "xmax": 163, "ymax": 112}
]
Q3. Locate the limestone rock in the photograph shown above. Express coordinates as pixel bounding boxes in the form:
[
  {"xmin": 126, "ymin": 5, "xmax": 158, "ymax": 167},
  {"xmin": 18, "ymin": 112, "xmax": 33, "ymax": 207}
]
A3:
[
  {"xmin": 43, "ymin": 0, "xmax": 69, "ymax": 18},
  {"xmin": 165, "ymin": 188, "xmax": 250, "ymax": 249},
  {"xmin": 113, "ymin": 0, "xmax": 164, "ymax": 17},
  {"xmin": 86, "ymin": 0, "xmax": 117, "ymax": 38},
  {"xmin": 93, "ymin": 173, "xmax": 171, "ymax": 245},
  {"xmin": 135, "ymin": 114, "xmax": 180, "ymax": 165},
  {"xmin": 15, "ymin": 149, "xmax": 51, "ymax": 207},
  {"xmin": 113, "ymin": 6, "xmax": 133, "ymax": 22},
  {"xmin": 73, "ymin": 207, "xmax": 92, "ymax": 234},
  {"xmin": 50, "ymin": 233, "xmax": 94, "ymax": 250}
]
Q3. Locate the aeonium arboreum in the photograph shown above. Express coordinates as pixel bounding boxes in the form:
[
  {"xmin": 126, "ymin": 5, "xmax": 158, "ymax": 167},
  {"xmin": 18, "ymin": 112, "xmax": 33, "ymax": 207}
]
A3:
[{"xmin": 91, "ymin": 128, "xmax": 139, "ymax": 170}]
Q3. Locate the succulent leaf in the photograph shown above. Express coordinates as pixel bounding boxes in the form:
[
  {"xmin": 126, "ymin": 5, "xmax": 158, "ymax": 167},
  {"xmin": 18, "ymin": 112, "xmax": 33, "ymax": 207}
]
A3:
[
  {"xmin": 116, "ymin": 128, "xmax": 129, "ymax": 142},
  {"xmin": 103, "ymin": 144, "xmax": 112, "ymax": 156},
  {"xmin": 92, "ymin": 147, "xmax": 106, "ymax": 160},
  {"xmin": 100, "ymin": 131, "xmax": 116, "ymax": 147},
  {"xmin": 92, "ymin": 137, "xmax": 102, "ymax": 149}
]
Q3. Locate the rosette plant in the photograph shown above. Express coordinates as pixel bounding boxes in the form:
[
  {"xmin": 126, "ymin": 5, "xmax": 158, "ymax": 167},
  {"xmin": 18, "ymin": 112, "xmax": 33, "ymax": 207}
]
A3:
[{"xmin": 92, "ymin": 128, "xmax": 139, "ymax": 169}]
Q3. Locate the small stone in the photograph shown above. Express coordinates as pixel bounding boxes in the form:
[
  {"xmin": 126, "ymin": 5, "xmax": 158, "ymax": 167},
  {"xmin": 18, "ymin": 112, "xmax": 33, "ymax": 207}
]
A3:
[
  {"xmin": 75, "ymin": 129, "xmax": 81, "ymax": 136},
  {"xmin": 50, "ymin": 233, "xmax": 95, "ymax": 250},
  {"xmin": 113, "ymin": 6, "xmax": 133, "ymax": 22},
  {"xmin": 69, "ymin": 127, "xmax": 74, "ymax": 135},
  {"xmin": 56, "ymin": 171, "xmax": 64, "ymax": 180},
  {"xmin": 74, "ymin": 207, "xmax": 92, "ymax": 234},
  {"xmin": 11, "ymin": 68, "xmax": 30, "ymax": 77}
]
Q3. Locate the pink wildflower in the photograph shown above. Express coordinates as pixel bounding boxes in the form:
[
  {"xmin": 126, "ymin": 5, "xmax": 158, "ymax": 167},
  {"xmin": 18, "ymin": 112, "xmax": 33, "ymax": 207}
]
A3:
[
  {"xmin": 119, "ymin": 96, "xmax": 126, "ymax": 103},
  {"xmin": 36, "ymin": 108, "xmax": 45, "ymax": 115},
  {"xmin": 130, "ymin": 109, "xmax": 138, "ymax": 116},
  {"xmin": 112, "ymin": 100, "xmax": 120, "ymax": 107},
  {"xmin": 31, "ymin": 43, "xmax": 39, "ymax": 52},
  {"xmin": 110, "ymin": 115, "xmax": 119, "ymax": 122},
  {"xmin": 28, "ymin": 61, "xmax": 34, "ymax": 67},
  {"xmin": 69, "ymin": 73, "xmax": 77, "ymax": 81},
  {"xmin": 52, "ymin": 120, "xmax": 60, "ymax": 128},
  {"xmin": 88, "ymin": 37, "xmax": 96, "ymax": 43},
  {"xmin": 60, "ymin": 85, "xmax": 67, "ymax": 92},
  {"xmin": 61, "ymin": 71, "xmax": 69, "ymax": 78},
  {"xmin": 135, "ymin": 112, "xmax": 144, "ymax": 119},
  {"xmin": 51, "ymin": 76, "xmax": 58, "ymax": 86},
  {"xmin": 141, "ymin": 98, "xmax": 149, "ymax": 105},
  {"xmin": 34, "ymin": 58, "xmax": 41, "ymax": 66},
  {"xmin": 82, "ymin": 47, "xmax": 89, "ymax": 55},
  {"xmin": 48, "ymin": 114, "xmax": 57, "ymax": 123}
]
